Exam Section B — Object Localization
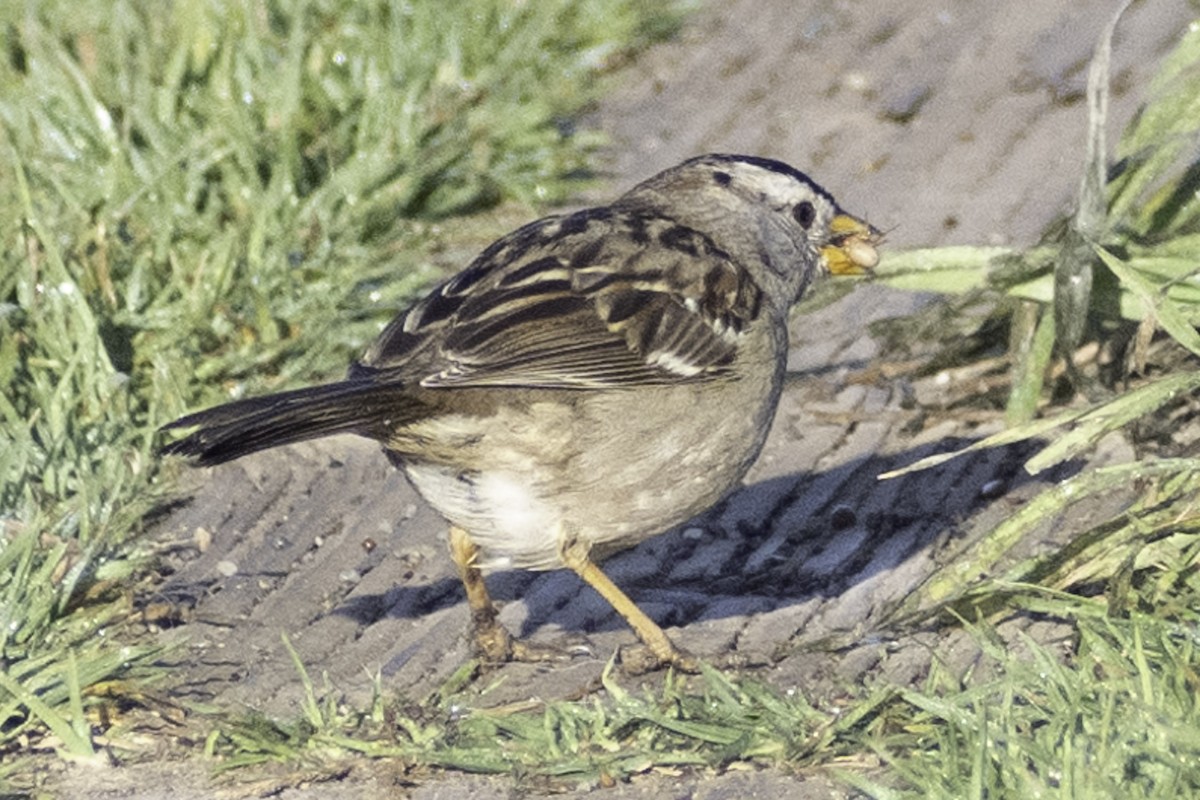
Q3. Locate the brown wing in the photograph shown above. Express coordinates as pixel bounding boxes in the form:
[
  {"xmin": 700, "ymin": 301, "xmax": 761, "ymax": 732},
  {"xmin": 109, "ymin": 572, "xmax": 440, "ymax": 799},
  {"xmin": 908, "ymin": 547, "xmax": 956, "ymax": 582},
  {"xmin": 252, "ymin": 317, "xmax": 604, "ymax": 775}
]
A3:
[{"xmin": 357, "ymin": 208, "xmax": 765, "ymax": 389}]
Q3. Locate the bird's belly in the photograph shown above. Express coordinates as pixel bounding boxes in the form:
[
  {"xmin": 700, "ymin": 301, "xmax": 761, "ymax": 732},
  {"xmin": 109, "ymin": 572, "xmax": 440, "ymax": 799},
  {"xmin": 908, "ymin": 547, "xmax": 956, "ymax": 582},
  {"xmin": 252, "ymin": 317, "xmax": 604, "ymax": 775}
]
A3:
[
  {"xmin": 397, "ymin": 376, "xmax": 781, "ymax": 571},
  {"xmin": 403, "ymin": 461, "xmax": 566, "ymax": 570}
]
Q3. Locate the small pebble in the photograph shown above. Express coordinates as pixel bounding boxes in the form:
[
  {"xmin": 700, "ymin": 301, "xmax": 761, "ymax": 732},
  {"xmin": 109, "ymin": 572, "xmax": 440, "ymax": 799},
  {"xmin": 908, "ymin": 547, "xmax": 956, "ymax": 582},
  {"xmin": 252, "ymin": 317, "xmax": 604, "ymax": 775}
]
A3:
[
  {"xmin": 830, "ymin": 505, "xmax": 858, "ymax": 531},
  {"xmin": 979, "ymin": 479, "xmax": 1006, "ymax": 500},
  {"xmin": 193, "ymin": 526, "xmax": 212, "ymax": 553}
]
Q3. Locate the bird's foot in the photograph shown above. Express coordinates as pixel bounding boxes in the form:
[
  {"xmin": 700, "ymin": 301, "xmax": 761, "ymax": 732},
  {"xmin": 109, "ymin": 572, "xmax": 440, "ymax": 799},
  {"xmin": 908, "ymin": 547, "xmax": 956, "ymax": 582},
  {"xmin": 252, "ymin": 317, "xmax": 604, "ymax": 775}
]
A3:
[
  {"xmin": 617, "ymin": 642, "xmax": 700, "ymax": 675},
  {"xmin": 472, "ymin": 618, "xmax": 579, "ymax": 666}
]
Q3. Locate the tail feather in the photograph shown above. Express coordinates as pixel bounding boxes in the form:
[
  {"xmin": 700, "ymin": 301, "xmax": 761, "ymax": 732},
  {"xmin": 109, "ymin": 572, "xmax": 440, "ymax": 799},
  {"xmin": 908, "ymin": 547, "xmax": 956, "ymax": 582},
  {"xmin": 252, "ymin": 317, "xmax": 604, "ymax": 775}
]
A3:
[{"xmin": 159, "ymin": 380, "xmax": 417, "ymax": 466}]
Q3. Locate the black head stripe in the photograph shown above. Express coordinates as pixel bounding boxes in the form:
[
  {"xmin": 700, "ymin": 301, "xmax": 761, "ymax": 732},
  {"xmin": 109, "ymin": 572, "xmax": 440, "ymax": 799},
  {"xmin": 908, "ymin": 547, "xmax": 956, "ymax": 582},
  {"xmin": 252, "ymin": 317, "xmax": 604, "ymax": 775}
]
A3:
[{"xmin": 688, "ymin": 153, "xmax": 838, "ymax": 207}]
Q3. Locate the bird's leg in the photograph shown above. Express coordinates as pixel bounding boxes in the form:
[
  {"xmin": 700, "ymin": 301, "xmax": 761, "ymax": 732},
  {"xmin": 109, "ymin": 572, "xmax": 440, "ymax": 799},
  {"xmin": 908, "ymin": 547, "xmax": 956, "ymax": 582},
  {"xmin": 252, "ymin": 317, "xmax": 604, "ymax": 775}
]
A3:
[
  {"xmin": 559, "ymin": 538, "xmax": 697, "ymax": 673},
  {"xmin": 448, "ymin": 525, "xmax": 566, "ymax": 664},
  {"xmin": 448, "ymin": 525, "xmax": 516, "ymax": 662}
]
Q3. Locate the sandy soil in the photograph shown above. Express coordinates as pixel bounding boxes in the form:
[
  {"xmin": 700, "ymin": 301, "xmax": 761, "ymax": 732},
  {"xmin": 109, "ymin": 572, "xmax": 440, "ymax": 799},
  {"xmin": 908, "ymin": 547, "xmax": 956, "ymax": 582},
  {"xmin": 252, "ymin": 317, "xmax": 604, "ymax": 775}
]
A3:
[{"xmin": 41, "ymin": 2, "xmax": 1195, "ymax": 797}]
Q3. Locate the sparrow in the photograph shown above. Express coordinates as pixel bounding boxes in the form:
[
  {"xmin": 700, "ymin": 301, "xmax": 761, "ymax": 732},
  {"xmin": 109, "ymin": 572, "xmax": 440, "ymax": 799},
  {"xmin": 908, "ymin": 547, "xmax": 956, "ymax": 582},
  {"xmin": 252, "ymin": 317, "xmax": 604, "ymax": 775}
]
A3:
[{"xmin": 161, "ymin": 153, "xmax": 880, "ymax": 671}]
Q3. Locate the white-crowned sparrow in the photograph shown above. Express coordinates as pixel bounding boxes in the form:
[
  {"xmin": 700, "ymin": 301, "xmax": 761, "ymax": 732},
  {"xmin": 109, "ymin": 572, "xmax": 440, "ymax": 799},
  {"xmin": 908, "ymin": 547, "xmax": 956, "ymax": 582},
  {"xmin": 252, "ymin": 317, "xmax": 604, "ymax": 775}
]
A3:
[{"xmin": 161, "ymin": 153, "xmax": 880, "ymax": 671}]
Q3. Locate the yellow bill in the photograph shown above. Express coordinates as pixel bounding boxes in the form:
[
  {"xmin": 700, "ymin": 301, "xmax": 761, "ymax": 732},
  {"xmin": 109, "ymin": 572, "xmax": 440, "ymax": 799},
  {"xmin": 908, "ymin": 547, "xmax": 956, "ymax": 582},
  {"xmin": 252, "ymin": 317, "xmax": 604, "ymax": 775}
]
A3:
[{"xmin": 822, "ymin": 213, "xmax": 882, "ymax": 276}]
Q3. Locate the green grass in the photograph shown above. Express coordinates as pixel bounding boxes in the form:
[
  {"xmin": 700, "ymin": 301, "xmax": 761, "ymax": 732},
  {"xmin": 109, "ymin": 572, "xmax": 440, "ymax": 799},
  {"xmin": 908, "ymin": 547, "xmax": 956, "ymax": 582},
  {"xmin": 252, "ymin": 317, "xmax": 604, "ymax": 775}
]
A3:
[
  {"xmin": 855, "ymin": 7, "xmax": 1200, "ymax": 794},
  {"xmin": 0, "ymin": 0, "xmax": 686, "ymax": 767},
  {"xmin": 199, "ymin": 652, "xmax": 895, "ymax": 787},
  {"xmin": 871, "ymin": 4, "xmax": 1200, "ymax": 621},
  {"xmin": 188, "ymin": 600, "xmax": 1200, "ymax": 796},
  {"xmin": 4, "ymin": 0, "xmax": 1200, "ymax": 796},
  {"xmin": 847, "ymin": 602, "xmax": 1200, "ymax": 800}
]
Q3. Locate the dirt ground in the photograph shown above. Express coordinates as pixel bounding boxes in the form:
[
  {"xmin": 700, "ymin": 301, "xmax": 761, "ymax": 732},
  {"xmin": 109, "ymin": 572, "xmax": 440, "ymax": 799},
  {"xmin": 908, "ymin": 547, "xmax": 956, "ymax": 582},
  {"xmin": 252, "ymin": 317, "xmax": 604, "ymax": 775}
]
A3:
[{"xmin": 44, "ymin": 1, "xmax": 1195, "ymax": 797}]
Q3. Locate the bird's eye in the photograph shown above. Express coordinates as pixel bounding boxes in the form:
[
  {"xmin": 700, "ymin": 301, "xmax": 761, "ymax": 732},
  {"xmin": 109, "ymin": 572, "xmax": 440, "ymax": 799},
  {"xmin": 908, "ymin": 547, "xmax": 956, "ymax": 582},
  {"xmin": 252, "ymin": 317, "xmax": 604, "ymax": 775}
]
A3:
[{"xmin": 792, "ymin": 201, "xmax": 816, "ymax": 229}]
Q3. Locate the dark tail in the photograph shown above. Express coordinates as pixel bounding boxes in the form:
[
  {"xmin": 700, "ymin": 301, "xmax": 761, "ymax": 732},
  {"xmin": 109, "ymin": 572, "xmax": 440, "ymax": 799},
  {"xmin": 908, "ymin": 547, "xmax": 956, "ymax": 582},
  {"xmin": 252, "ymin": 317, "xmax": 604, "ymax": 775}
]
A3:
[{"xmin": 159, "ymin": 380, "xmax": 419, "ymax": 466}]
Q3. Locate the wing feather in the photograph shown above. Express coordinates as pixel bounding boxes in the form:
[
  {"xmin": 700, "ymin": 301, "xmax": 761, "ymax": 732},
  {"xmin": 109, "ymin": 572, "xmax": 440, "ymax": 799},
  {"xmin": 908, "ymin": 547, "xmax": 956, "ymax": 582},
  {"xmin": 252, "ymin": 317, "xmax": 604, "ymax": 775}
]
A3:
[{"xmin": 359, "ymin": 209, "xmax": 766, "ymax": 390}]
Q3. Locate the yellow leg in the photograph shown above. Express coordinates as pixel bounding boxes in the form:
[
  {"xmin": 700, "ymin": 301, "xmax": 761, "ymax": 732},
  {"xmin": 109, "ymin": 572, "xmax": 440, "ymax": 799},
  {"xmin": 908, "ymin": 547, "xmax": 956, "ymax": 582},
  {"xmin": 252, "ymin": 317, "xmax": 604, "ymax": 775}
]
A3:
[
  {"xmin": 448, "ymin": 526, "xmax": 566, "ymax": 664},
  {"xmin": 448, "ymin": 525, "xmax": 513, "ymax": 662},
  {"xmin": 559, "ymin": 538, "xmax": 694, "ymax": 671}
]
